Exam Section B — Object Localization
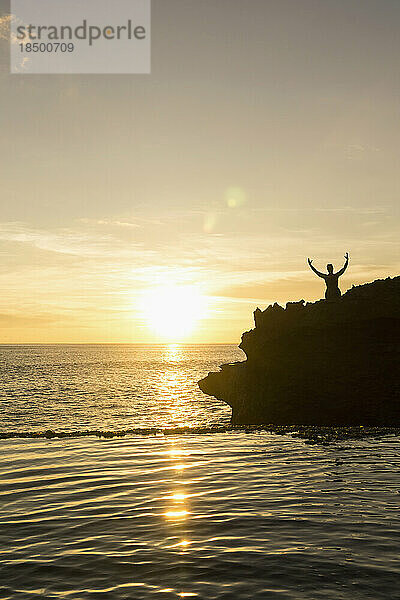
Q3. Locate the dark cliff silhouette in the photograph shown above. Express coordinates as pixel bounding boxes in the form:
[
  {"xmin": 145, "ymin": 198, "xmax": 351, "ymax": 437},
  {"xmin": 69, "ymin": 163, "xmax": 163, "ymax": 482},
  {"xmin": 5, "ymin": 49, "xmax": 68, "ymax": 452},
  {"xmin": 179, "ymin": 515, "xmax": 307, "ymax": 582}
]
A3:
[
  {"xmin": 199, "ymin": 276, "xmax": 400, "ymax": 426},
  {"xmin": 308, "ymin": 252, "xmax": 349, "ymax": 301}
]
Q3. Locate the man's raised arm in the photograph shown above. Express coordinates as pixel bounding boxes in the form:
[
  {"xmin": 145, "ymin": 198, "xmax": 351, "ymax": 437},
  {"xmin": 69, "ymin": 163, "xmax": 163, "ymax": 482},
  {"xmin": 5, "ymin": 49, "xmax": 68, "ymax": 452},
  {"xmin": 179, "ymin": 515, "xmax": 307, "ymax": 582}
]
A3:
[
  {"xmin": 335, "ymin": 252, "xmax": 349, "ymax": 277},
  {"xmin": 307, "ymin": 258, "xmax": 325, "ymax": 278}
]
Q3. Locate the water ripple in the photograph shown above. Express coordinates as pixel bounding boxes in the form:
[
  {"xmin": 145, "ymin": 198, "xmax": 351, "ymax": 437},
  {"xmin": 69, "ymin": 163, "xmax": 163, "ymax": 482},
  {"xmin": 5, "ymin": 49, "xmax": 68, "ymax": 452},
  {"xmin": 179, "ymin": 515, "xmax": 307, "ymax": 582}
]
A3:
[
  {"xmin": 0, "ymin": 345, "xmax": 240, "ymax": 432},
  {"xmin": 1, "ymin": 433, "xmax": 400, "ymax": 599}
]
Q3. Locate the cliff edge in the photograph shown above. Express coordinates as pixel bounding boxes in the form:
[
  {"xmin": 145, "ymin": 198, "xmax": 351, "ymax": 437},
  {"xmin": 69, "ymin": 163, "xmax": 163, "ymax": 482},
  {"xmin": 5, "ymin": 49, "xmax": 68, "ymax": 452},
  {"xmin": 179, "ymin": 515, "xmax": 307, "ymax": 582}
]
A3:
[{"xmin": 199, "ymin": 277, "xmax": 400, "ymax": 425}]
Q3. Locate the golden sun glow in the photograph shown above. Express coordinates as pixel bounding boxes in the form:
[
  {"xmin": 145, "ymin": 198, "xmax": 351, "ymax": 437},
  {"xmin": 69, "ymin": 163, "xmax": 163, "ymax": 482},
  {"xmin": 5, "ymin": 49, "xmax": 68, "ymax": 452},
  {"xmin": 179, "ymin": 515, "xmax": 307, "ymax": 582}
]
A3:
[{"xmin": 140, "ymin": 285, "xmax": 206, "ymax": 341}]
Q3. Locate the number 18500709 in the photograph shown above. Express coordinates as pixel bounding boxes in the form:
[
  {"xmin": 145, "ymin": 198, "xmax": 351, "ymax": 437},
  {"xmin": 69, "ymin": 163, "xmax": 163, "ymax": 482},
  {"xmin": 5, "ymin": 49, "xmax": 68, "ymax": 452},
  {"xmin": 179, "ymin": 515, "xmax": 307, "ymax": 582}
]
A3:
[{"xmin": 20, "ymin": 42, "xmax": 75, "ymax": 53}]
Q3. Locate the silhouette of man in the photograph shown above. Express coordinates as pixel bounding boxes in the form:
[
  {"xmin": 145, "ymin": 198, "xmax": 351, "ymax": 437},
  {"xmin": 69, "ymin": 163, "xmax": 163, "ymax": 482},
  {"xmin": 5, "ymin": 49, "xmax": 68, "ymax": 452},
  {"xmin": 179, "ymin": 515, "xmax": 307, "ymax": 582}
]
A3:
[{"xmin": 307, "ymin": 252, "xmax": 349, "ymax": 302}]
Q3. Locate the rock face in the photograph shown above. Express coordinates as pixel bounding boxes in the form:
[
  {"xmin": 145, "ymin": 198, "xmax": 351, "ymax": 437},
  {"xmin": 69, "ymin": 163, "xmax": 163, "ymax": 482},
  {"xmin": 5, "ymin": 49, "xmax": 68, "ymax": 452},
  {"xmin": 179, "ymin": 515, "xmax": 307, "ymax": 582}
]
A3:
[{"xmin": 199, "ymin": 277, "xmax": 400, "ymax": 425}]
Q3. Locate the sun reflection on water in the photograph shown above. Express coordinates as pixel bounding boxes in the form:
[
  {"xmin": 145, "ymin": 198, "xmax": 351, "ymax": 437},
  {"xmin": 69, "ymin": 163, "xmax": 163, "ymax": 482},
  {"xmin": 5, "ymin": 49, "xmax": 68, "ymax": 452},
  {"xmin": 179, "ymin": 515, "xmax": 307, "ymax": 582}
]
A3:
[
  {"xmin": 164, "ymin": 442, "xmax": 192, "ymax": 554},
  {"xmin": 165, "ymin": 343, "xmax": 183, "ymax": 362},
  {"xmin": 162, "ymin": 437, "xmax": 196, "ymax": 600},
  {"xmin": 164, "ymin": 510, "xmax": 188, "ymax": 519},
  {"xmin": 171, "ymin": 493, "xmax": 187, "ymax": 501},
  {"xmin": 152, "ymin": 344, "xmax": 197, "ymax": 427},
  {"xmin": 168, "ymin": 449, "xmax": 187, "ymax": 457}
]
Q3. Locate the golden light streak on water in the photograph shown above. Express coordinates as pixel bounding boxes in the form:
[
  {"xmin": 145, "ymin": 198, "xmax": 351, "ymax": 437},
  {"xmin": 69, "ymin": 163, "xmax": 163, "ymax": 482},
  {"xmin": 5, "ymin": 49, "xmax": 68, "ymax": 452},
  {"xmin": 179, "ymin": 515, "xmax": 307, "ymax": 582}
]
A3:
[
  {"xmin": 171, "ymin": 493, "xmax": 187, "ymax": 501},
  {"xmin": 164, "ymin": 510, "xmax": 188, "ymax": 519}
]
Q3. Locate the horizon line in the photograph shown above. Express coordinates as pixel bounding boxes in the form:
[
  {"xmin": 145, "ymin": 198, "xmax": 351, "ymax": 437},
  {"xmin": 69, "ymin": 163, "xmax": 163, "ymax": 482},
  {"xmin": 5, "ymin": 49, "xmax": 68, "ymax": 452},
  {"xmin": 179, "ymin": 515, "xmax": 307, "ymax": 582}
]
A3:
[{"xmin": 0, "ymin": 341, "xmax": 241, "ymax": 346}]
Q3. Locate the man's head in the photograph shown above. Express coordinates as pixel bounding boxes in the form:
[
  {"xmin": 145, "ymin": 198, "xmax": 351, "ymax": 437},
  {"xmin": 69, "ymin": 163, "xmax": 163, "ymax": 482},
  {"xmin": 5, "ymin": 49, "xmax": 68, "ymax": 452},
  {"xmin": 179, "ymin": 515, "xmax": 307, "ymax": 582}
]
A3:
[{"xmin": 327, "ymin": 263, "xmax": 334, "ymax": 274}]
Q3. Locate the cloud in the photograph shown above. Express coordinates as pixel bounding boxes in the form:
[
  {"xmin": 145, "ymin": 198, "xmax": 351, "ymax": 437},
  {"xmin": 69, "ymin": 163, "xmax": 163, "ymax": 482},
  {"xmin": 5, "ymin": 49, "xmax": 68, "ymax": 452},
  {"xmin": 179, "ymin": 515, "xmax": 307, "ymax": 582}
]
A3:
[
  {"xmin": 0, "ymin": 212, "xmax": 398, "ymax": 333},
  {"xmin": 79, "ymin": 218, "xmax": 141, "ymax": 229},
  {"xmin": 0, "ymin": 312, "xmax": 60, "ymax": 328},
  {"xmin": 0, "ymin": 221, "xmax": 148, "ymax": 258}
]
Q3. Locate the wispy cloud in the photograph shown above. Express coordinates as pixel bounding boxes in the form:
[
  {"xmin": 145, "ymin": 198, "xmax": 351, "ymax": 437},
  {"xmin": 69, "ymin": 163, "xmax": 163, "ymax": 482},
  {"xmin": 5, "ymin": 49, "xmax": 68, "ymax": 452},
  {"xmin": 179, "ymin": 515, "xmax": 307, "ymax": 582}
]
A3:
[
  {"xmin": 0, "ymin": 221, "xmax": 147, "ymax": 258},
  {"xmin": 0, "ymin": 208, "xmax": 398, "ymax": 342}
]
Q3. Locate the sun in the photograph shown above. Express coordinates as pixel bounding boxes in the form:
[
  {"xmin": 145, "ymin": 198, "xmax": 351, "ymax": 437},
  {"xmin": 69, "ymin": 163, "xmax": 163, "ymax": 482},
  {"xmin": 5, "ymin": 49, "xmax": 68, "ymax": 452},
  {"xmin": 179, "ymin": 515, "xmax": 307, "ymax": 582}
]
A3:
[{"xmin": 140, "ymin": 285, "xmax": 206, "ymax": 341}]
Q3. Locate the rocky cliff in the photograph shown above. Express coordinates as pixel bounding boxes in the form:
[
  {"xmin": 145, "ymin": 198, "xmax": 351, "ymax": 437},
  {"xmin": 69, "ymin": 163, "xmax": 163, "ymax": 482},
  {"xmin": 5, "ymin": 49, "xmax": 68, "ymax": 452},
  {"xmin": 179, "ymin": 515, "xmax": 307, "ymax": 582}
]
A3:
[{"xmin": 199, "ymin": 277, "xmax": 400, "ymax": 425}]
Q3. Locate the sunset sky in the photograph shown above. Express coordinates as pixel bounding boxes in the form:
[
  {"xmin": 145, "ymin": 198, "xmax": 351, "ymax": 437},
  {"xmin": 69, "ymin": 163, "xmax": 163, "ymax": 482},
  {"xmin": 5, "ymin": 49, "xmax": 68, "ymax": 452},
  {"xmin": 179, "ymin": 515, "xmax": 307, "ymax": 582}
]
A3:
[{"xmin": 0, "ymin": 0, "xmax": 399, "ymax": 343}]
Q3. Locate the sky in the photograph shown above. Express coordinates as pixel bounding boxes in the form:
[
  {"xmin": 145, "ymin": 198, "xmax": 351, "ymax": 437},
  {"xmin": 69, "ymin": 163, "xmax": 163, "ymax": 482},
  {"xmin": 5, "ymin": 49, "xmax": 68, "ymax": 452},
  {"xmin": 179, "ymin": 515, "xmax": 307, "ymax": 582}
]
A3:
[{"xmin": 0, "ymin": 0, "xmax": 399, "ymax": 343}]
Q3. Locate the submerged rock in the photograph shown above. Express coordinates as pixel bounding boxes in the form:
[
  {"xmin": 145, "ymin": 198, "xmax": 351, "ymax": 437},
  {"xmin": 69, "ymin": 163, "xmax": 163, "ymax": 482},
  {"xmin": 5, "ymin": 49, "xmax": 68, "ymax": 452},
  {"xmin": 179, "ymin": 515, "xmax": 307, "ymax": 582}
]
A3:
[{"xmin": 199, "ymin": 276, "xmax": 400, "ymax": 426}]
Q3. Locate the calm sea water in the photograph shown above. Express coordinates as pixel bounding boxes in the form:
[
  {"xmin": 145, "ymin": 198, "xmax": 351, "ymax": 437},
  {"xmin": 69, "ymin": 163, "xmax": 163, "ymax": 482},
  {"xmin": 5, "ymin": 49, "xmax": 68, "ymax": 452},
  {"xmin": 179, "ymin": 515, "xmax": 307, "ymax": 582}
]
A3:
[
  {"xmin": 1, "ymin": 345, "xmax": 400, "ymax": 599},
  {"xmin": 0, "ymin": 345, "xmax": 243, "ymax": 432}
]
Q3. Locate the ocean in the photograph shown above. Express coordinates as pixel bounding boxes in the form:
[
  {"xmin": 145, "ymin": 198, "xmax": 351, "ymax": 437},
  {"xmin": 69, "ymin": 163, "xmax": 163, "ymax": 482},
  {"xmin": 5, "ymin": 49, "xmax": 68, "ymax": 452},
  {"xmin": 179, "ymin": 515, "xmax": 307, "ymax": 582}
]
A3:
[{"xmin": 1, "ymin": 345, "xmax": 399, "ymax": 599}]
